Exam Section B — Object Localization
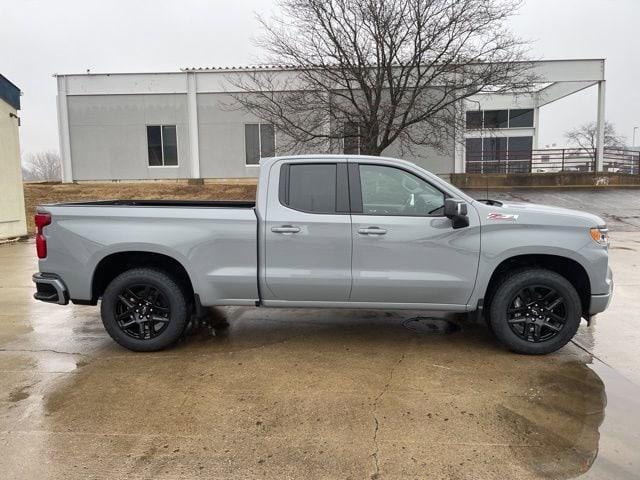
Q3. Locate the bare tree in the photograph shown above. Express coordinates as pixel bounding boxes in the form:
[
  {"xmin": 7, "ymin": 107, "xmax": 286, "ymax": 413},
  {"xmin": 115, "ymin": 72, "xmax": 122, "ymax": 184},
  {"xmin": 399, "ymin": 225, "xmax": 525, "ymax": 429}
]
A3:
[
  {"xmin": 565, "ymin": 122, "xmax": 626, "ymax": 159},
  {"xmin": 229, "ymin": 0, "xmax": 534, "ymax": 156},
  {"xmin": 22, "ymin": 151, "xmax": 62, "ymax": 181}
]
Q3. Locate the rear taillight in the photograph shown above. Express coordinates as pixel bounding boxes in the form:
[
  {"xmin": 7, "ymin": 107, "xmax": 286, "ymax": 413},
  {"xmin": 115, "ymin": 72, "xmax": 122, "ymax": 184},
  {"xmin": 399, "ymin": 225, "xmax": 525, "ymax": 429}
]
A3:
[{"xmin": 35, "ymin": 212, "xmax": 51, "ymax": 259}]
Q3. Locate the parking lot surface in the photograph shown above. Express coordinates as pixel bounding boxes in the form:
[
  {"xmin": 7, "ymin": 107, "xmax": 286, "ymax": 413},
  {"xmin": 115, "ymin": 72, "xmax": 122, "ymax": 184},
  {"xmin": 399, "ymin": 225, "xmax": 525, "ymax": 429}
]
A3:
[
  {"xmin": 2, "ymin": 192, "xmax": 640, "ymax": 479},
  {"xmin": 468, "ymin": 187, "xmax": 640, "ymax": 231}
]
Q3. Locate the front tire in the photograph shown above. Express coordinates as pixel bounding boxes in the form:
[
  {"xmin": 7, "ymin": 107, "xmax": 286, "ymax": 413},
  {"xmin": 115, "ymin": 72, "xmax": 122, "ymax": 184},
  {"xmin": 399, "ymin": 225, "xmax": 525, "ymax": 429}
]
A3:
[
  {"xmin": 101, "ymin": 268, "xmax": 189, "ymax": 352},
  {"xmin": 489, "ymin": 269, "xmax": 582, "ymax": 355}
]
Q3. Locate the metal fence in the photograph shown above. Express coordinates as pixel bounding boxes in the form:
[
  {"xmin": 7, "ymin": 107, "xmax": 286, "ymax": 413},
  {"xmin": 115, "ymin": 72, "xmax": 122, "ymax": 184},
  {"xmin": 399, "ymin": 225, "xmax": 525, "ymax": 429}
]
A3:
[{"xmin": 466, "ymin": 148, "xmax": 640, "ymax": 175}]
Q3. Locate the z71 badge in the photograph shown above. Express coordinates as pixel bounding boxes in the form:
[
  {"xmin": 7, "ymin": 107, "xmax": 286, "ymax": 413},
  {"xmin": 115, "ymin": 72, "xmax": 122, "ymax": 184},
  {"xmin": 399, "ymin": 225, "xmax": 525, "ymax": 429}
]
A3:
[{"xmin": 487, "ymin": 212, "xmax": 519, "ymax": 221}]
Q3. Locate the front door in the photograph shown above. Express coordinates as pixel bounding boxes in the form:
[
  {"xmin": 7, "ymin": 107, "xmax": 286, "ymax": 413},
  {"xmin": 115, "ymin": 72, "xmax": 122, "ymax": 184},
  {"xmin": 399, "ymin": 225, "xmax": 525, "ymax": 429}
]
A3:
[
  {"xmin": 264, "ymin": 161, "xmax": 352, "ymax": 302},
  {"xmin": 349, "ymin": 162, "xmax": 480, "ymax": 306}
]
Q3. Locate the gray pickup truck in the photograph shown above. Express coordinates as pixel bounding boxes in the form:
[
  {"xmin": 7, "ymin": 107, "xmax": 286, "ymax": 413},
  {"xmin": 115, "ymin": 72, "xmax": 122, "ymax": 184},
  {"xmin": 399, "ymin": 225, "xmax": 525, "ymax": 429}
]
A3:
[{"xmin": 33, "ymin": 155, "xmax": 612, "ymax": 354}]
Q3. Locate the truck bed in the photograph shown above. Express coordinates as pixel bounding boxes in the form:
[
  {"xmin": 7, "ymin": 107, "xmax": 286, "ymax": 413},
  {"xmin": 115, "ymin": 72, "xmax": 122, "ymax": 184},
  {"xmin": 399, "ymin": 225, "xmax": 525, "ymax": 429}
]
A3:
[
  {"xmin": 37, "ymin": 200, "xmax": 259, "ymax": 306},
  {"xmin": 46, "ymin": 199, "xmax": 256, "ymax": 208}
]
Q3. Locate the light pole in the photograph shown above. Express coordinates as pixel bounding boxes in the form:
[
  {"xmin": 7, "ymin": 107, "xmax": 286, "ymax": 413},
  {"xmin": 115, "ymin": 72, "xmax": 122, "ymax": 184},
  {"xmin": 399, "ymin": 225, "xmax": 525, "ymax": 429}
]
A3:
[{"xmin": 634, "ymin": 126, "xmax": 639, "ymax": 147}]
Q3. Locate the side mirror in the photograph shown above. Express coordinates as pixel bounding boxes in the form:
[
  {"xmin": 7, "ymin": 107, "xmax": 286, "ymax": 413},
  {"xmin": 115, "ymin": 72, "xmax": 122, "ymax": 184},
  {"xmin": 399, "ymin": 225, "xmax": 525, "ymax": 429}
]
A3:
[{"xmin": 444, "ymin": 198, "xmax": 469, "ymax": 229}]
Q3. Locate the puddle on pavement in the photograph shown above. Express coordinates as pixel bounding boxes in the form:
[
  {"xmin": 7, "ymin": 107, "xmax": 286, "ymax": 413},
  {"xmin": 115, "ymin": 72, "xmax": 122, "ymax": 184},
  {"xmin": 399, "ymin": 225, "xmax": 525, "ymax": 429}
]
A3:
[
  {"xmin": 499, "ymin": 361, "xmax": 607, "ymax": 478},
  {"xmin": 485, "ymin": 334, "xmax": 640, "ymax": 480}
]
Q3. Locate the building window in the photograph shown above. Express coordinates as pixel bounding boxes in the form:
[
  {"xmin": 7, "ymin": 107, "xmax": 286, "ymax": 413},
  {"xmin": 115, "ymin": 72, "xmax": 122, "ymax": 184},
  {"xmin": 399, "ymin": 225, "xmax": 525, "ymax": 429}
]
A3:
[
  {"xmin": 343, "ymin": 121, "xmax": 362, "ymax": 154},
  {"xmin": 245, "ymin": 123, "xmax": 275, "ymax": 165},
  {"xmin": 147, "ymin": 125, "xmax": 178, "ymax": 166},
  {"xmin": 465, "ymin": 138, "xmax": 483, "ymax": 173},
  {"xmin": 465, "ymin": 109, "xmax": 534, "ymax": 130},
  {"xmin": 507, "ymin": 136, "xmax": 533, "ymax": 173},
  {"xmin": 482, "ymin": 137, "xmax": 508, "ymax": 173},
  {"xmin": 483, "ymin": 110, "xmax": 509, "ymax": 129},
  {"xmin": 509, "ymin": 109, "xmax": 534, "ymax": 128},
  {"xmin": 465, "ymin": 136, "xmax": 533, "ymax": 173},
  {"xmin": 466, "ymin": 111, "xmax": 483, "ymax": 130}
]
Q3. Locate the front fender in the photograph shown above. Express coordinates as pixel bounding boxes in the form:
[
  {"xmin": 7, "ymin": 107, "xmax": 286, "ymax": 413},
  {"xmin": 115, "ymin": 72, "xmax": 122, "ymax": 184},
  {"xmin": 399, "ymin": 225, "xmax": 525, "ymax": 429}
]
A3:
[{"xmin": 468, "ymin": 223, "xmax": 604, "ymax": 308}]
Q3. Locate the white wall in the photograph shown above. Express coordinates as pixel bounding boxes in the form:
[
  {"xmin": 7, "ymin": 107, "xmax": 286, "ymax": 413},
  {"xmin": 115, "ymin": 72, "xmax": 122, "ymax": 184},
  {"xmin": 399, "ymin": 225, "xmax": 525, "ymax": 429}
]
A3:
[
  {"xmin": 67, "ymin": 94, "xmax": 191, "ymax": 180},
  {"xmin": 0, "ymin": 99, "xmax": 26, "ymax": 239},
  {"xmin": 197, "ymin": 93, "xmax": 264, "ymax": 178}
]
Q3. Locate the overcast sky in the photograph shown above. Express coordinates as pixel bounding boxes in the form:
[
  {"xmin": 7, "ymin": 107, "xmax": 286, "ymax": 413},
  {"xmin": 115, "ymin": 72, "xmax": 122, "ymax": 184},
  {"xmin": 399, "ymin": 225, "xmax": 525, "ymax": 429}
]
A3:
[{"xmin": 1, "ymin": 0, "xmax": 639, "ymax": 158}]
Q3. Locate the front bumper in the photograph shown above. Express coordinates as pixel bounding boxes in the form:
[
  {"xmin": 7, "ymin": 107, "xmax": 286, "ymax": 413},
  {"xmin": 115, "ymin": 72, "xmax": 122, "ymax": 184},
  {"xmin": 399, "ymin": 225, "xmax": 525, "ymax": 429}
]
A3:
[
  {"xmin": 32, "ymin": 273, "xmax": 69, "ymax": 305},
  {"xmin": 589, "ymin": 266, "xmax": 613, "ymax": 316}
]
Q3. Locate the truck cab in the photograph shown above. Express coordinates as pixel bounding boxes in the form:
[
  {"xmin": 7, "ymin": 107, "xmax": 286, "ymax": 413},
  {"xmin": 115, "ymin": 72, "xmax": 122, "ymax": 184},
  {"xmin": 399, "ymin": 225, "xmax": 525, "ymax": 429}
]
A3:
[{"xmin": 257, "ymin": 156, "xmax": 480, "ymax": 309}]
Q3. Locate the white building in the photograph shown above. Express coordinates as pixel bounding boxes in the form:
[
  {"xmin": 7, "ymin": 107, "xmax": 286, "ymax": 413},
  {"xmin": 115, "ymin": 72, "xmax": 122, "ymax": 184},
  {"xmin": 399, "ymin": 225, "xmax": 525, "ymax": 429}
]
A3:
[
  {"xmin": 0, "ymin": 74, "xmax": 26, "ymax": 239},
  {"xmin": 54, "ymin": 59, "xmax": 608, "ymax": 182}
]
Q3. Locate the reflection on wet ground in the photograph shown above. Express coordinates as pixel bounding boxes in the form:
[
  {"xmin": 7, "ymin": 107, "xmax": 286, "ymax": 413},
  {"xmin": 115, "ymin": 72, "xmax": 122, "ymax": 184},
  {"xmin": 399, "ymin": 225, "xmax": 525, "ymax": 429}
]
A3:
[{"xmin": 1, "ymin": 238, "xmax": 639, "ymax": 479}]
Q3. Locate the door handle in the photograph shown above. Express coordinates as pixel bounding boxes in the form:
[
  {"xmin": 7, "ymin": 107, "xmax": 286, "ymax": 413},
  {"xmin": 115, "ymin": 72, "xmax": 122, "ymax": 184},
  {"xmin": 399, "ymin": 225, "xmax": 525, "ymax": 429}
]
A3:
[
  {"xmin": 271, "ymin": 225, "xmax": 301, "ymax": 234},
  {"xmin": 358, "ymin": 227, "xmax": 387, "ymax": 235}
]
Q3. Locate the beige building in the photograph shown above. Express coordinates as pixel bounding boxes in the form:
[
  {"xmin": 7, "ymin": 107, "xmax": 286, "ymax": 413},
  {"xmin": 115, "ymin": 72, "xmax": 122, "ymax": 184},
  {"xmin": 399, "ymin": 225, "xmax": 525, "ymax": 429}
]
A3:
[{"xmin": 0, "ymin": 74, "xmax": 26, "ymax": 239}]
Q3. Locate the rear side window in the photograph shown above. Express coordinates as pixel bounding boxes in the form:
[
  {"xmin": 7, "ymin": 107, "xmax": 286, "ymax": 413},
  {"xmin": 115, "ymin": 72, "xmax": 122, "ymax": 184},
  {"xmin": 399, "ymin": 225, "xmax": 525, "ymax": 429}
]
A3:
[
  {"xmin": 279, "ymin": 163, "xmax": 349, "ymax": 214},
  {"xmin": 288, "ymin": 164, "xmax": 336, "ymax": 213}
]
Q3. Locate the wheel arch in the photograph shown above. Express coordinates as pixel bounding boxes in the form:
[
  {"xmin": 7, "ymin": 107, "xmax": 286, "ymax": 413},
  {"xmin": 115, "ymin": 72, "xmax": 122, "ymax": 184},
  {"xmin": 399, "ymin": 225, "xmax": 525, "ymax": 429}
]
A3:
[
  {"xmin": 91, "ymin": 251, "xmax": 195, "ymax": 305},
  {"xmin": 482, "ymin": 254, "xmax": 591, "ymax": 316}
]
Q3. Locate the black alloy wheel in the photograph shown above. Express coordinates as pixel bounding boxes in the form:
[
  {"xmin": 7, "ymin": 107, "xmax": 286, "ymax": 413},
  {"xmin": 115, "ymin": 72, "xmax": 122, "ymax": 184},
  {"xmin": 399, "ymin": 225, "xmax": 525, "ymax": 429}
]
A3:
[
  {"xmin": 488, "ymin": 268, "xmax": 582, "ymax": 355},
  {"xmin": 115, "ymin": 284, "xmax": 171, "ymax": 340},
  {"xmin": 506, "ymin": 285, "xmax": 567, "ymax": 342}
]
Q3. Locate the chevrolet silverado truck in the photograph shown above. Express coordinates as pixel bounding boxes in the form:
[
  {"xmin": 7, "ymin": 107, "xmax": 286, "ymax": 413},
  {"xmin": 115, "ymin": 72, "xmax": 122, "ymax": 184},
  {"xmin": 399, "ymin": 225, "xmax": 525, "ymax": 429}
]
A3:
[{"xmin": 32, "ymin": 155, "xmax": 613, "ymax": 354}]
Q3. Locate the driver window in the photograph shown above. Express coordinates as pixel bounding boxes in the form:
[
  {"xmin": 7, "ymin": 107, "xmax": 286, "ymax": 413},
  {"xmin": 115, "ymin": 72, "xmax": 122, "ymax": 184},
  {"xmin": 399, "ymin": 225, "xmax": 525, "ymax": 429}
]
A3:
[{"xmin": 359, "ymin": 164, "xmax": 445, "ymax": 216}]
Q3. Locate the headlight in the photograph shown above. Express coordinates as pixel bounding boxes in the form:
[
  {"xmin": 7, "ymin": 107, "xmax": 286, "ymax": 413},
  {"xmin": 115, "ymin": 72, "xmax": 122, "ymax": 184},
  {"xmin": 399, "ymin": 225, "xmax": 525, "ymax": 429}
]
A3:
[{"xmin": 590, "ymin": 226, "xmax": 609, "ymax": 246}]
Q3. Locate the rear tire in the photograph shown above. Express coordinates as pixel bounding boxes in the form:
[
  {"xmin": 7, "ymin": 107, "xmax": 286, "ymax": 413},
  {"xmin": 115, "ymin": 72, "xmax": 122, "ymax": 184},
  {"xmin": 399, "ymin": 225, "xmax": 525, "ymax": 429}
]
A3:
[
  {"xmin": 101, "ymin": 268, "xmax": 189, "ymax": 352},
  {"xmin": 489, "ymin": 268, "xmax": 582, "ymax": 355}
]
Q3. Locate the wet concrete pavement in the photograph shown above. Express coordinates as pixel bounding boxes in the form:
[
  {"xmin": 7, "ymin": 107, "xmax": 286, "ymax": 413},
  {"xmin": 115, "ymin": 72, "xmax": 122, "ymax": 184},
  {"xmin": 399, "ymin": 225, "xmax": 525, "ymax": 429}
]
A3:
[{"xmin": 1, "ymin": 231, "xmax": 640, "ymax": 478}]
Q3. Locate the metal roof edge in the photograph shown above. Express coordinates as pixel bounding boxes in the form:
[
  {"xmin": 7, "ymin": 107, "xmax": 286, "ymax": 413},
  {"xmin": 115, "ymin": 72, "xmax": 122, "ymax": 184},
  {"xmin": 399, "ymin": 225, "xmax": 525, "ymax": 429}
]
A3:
[{"xmin": 52, "ymin": 58, "xmax": 606, "ymax": 78}]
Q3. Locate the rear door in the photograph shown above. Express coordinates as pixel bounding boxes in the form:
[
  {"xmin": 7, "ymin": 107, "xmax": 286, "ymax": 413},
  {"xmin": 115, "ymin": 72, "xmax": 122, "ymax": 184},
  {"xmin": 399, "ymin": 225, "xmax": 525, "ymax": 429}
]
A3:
[
  {"xmin": 348, "ymin": 161, "xmax": 480, "ymax": 306},
  {"xmin": 263, "ymin": 160, "xmax": 352, "ymax": 301}
]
